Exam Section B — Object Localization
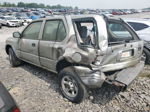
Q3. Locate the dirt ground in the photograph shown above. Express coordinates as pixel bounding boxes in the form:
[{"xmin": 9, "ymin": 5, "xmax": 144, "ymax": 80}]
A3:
[{"xmin": 0, "ymin": 13, "xmax": 150, "ymax": 112}]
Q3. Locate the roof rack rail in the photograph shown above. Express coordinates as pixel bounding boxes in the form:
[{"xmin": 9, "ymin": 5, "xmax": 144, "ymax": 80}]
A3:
[{"xmin": 101, "ymin": 14, "xmax": 109, "ymax": 21}]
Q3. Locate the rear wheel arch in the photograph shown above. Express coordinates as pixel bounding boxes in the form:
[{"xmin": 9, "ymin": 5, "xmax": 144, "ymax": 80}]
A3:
[
  {"xmin": 58, "ymin": 66, "xmax": 87, "ymax": 103},
  {"xmin": 56, "ymin": 58, "xmax": 73, "ymax": 73}
]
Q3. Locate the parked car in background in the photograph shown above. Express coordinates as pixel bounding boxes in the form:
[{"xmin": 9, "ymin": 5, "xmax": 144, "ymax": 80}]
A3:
[
  {"xmin": 14, "ymin": 13, "xmax": 32, "ymax": 24},
  {"xmin": 17, "ymin": 16, "xmax": 32, "ymax": 25},
  {"xmin": 0, "ymin": 81, "xmax": 20, "ymax": 112},
  {"xmin": 6, "ymin": 15, "xmax": 144, "ymax": 103},
  {"xmin": 25, "ymin": 12, "xmax": 40, "ymax": 20},
  {"xmin": 124, "ymin": 19, "xmax": 150, "ymax": 64},
  {"xmin": 0, "ymin": 18, "xmax": 2, "ymax": 29},
  {"xmin": 0, "ymin": 23, "xmax": 2, "ymax": 29},
  {"xmin": 100, "ymin": 11, "xmax": 113, "ymax": 17},
  {"xmin": 0, "ymin": 16, "xmax": 22, "ymax": 27}
]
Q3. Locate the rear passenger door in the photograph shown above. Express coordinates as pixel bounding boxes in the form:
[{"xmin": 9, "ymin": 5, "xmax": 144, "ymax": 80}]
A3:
[
  {"xmin": 39, "ymin": 18, "xmax": 67, "ymax": 72},
  {"xmin": 19, "ymin": 21, "xmax": 43, "ymax": 65}
]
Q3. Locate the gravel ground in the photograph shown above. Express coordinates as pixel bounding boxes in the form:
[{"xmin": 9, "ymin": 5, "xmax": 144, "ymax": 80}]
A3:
[{"xmin": 0, "ymin": 13, "xmax": 150, "ymax": 112}]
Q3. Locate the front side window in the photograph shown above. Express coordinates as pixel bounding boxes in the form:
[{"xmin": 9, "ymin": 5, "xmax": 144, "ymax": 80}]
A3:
[
  {"xmin": 108, "ymin": 22, "xmax": 133, "ymax": 41},
  {"xmin": 23, "ymin": 21, "xmax": 42, "ymax": 40},
  {"xmin": 127, "ymin": 22, "xmax": 149, "ymax": 31}
]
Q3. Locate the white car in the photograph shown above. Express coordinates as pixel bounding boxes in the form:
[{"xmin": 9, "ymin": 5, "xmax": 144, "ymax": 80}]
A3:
[
  {"xmin": 124, "ymin": 19, "xmax": 150, "ymax": 64},
  {"xmin": 0, "ymin": 16, "xmax": 22, "ymax": 27},
  {"xmin": 124, "ymin": 19, "xmax": 150, "ymax": 41},
  {"xmin": 18, "ymin": 17, "xmax": 32, "ymax": 24}
]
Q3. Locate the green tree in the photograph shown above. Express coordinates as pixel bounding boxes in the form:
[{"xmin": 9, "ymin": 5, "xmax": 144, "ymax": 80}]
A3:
[
  {"xmin": 17, "ymin": 2, "xmax": 25, "ymax": 7},
  {"xmin": 0, "ymin": 1, "xmax": 75, "ymax": 9},
  {"xmin": 46, "ymin": 5, "xmax": 51, "ymax": 8},
  {"xmin": 26, "ymin": 3, "xmax": 38, "ymax": 8},
  {"xmin": 39, "ymin": 3, "xmax": 45, "ymax": 8},
  {"xmin": 74, "ymin": 6, "xmax": 78, "ymax": 10}
]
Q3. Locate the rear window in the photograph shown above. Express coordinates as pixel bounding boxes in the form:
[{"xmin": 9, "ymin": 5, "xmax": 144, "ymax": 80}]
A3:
[
  {"xmin": 109, "ymin": 22, "xmax": 133, "ymax": 40},
  {"xmin": 127, "ymin": 22, "xmax": 149, "ymax": 31}
]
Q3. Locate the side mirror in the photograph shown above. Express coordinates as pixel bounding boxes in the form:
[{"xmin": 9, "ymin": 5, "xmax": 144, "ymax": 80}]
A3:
[{"xmin": 13, "ymin": 32, "xmax": 21, "ymax": 38}]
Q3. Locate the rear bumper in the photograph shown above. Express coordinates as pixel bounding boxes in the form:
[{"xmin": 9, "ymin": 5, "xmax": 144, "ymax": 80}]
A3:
[
  {"xmin": 115, "ymin": 61, "xmax": 144, "ymax": 86},
  {"xmin": 100, "ymin": 58, "xmax": 141, "ymax": 72},
  {"xmin": 74, "ymin": 61, "xmax": 144, "ymax": 88}
]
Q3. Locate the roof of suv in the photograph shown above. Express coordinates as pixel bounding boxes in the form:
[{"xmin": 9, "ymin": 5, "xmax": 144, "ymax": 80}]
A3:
[
  {"xmin": 31, "ymin": 14, "xmax": 123, "ymax": 24},
  {"xmin": 31, "ymin": 14, "xmax": 106, "ymax": 21}
]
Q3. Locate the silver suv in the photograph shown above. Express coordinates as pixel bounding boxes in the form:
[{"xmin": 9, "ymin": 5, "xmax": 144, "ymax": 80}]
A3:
[{"xmin": 5, "ymin": 15, "xmax": 144, "ymax": 103}]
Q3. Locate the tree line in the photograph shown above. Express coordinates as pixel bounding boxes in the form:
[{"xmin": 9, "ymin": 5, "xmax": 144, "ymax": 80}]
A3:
[{"xmin": 0, "ymin": 2, "xmax": 77, "ymax": 9}]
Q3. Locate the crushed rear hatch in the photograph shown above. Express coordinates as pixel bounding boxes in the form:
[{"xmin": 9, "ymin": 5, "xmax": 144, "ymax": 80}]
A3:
[{"xmin": 100, "ymin": 19, "xmax": 143, "ymax": 72}]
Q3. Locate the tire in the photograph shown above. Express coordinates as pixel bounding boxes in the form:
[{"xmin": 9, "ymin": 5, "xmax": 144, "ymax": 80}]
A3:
[
  {"xmin": 8, "ymin": 48, "xmax": 21, "ymax": 67},
  {"xmin": 58, "ymin": 67, "xmax": 87, "ymax": 103},
  {"xmin": 7, "ymin": 23, "xmax": 10, "ymax": 27},
  {"xmin": 143, "ymin": 48, "xmax": 150, "ymax": 64}
]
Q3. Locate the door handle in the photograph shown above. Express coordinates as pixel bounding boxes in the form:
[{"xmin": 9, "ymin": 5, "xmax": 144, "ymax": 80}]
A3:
[{"xmin": 32, "ymin": 43, "xmax": 36, "ymax": 47}]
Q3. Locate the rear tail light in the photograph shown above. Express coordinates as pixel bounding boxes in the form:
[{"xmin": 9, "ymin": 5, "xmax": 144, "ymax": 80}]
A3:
[{"xmin": 13, "ymin": 107, "xmax": 21, "ymax": 112}]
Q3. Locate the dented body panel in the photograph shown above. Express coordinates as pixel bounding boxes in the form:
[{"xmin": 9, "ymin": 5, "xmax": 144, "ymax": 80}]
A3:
[{"xmin": 5, "ymin": 15, "xmax": 144, "ymax": 88}]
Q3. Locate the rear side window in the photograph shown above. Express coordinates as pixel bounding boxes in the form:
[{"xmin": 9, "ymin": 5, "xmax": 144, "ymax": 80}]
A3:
[
  {"xmin": 43, "ymin": 20, "xmax": 59, "ymax": 41},
  {"xmin": 42, "ymin": 20, "xmax": 66, "ymax": 42},
  {"xmin": 56, "ymin": 21, "xmax": 66, "ymax": 42},
  {"xmin": 23, "ymin": 21, "xmax": 42, "ymax": 40},
  {"xmin": 127, "ymin": 22, "xmax": 149, "ymax": 31}
]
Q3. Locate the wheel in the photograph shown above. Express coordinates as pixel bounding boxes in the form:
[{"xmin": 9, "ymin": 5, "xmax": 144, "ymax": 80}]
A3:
[
  {"xmin": 143, "ymin": 48, "xmax": 150, "ymax": 64},
  {"xmin": 8, "ymin": 48, "xmax": 21, "ymax": 67},
  {"xmin": 58, "ymin": 67, "xmax": 87, "ymax": 103},
  {"xmin": 7, "ymin": 23, "xmax": 10, "ymax": 27},
  {"xmin": 0, "ymin": 24, "xmax": 2, "ymax": 29}
]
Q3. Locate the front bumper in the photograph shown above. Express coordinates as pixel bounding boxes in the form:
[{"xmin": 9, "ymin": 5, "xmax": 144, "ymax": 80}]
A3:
[{"xmin": 74, "ymin": 61, "xmax": 144, "ymax": 88}]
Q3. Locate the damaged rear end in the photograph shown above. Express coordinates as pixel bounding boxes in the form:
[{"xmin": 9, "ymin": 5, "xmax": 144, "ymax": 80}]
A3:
[
  {"xmin": 102, "ymin": 18, "xmax": 144, "ymax": 88},
  {"xmin": 70, "ymin": 16, "xmax": 144, "ymax": 89}
]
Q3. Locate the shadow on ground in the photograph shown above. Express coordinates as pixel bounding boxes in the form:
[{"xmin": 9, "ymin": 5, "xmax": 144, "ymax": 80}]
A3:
[
  {"xmin": 90, "ymin": 83, "xmax": 121, "ymax": 105},
  {"xmin": 20, "ymin": 62, "xmax": 121, "ymax": 105},
  {"xmin": 20, "ymin": 62, "xmax": 59, "ymax": 93}
]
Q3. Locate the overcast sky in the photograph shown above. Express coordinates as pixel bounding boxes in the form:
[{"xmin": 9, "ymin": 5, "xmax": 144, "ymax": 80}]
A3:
[{"xmin": 0, "ymin": 0, "xmax": 150, "ymax": 9}]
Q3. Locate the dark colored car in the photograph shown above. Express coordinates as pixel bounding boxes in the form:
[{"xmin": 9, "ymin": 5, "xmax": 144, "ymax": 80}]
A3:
[
  {"xmin": 0, "ymin": 81, "xmax": 20, "ymax": 112},
  {"xmin": 0, "ymin": 23, "xmax": 2, "ymax": 29}
]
